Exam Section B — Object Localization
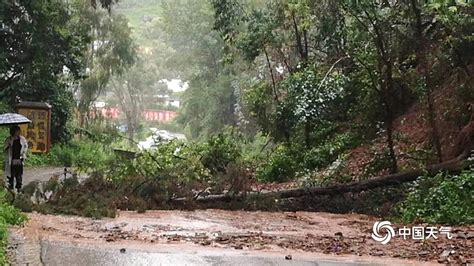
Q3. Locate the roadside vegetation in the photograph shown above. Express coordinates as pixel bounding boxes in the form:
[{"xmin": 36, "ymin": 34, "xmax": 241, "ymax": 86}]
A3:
[
  {"xmin": 0, "ymin": 1, "xmax": 473, "ymax": 262},
  {"xmin": 14, "ymin": 129, "xmax": 473, "ymax": 226},
  {"xmin": 0, "ymin": 192, "xmax": 27, "ymax": 264},
  {"xmin": 398, "ymin": 169, "xmax": 474, "ymax": 225}
]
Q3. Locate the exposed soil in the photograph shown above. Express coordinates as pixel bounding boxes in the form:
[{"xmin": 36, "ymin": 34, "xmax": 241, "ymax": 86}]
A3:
[
  {"xmin": 12, "ymin": 210, "xmax": 473, "ymax": 265},
  {"xmin": 337, "ymin": 81, "xmax": 473, "ymax": 182}
]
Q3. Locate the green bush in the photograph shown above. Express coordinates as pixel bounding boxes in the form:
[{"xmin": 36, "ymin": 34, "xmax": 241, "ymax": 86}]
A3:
[
  {"xmin": 0, "ymin": 128, "xmax": 9, "ymax": 146},
  {"xmin": 199, "ymin": 133, "xmax": 240, "ymax": 174},
  {"xmin": 25, "ymin": 142, "xmax": 82, "ymax": 168},
  {"xmin": 256, "ymin": 145, "xmax": 297, "ymax": 182},
  {"xmin": 25, "ymin": 153, "xmax": 52, "ymax": 167},
  {"xmin": 398, "ymin": 169, "xmax": 474, "ymax": 225},
  {"xmin": 255, "ymin": 132, "xmax": 355, "ymax": 183},
  {"xmin": 303, "ymin": 132, "xmax": 355, "ymax": 170},
  {"xmin": 72, "ymin": 140, "xmax": 115, "ymax": 173},
  {"xmin": 239, "ymin": 132, "xmax": 273, "ymax": 174},
  {"xmin": 25, "ymin": 139, "xmax": 115, "ymax": 171},
  {"xmin": 0, "ymin": 190, "xmax": 27, "ymax": 264},
  {"xmin": 48, "ymin": 144, "xmax": 76, "ymax": 167}
]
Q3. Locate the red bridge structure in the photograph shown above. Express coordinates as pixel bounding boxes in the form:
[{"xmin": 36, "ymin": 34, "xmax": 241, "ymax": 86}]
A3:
[
  {"xmin": 96, "ymin": 107, "xmax": 177, "ymax": 123},
  {"xmin": 143, "ymin": 110, "xmax": 177, "ymax": 122}
]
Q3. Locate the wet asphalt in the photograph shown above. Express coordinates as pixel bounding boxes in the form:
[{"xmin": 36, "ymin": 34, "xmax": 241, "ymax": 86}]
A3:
[{"xmin": 40, "ymin": 241, "xmax": 380, "ymax": 266}]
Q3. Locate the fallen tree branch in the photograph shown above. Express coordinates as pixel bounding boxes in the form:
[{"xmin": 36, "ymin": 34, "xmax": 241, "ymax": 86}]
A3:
[{"xmin": 182, "ymin": 150, "xmax": 472, "ymax": 203}]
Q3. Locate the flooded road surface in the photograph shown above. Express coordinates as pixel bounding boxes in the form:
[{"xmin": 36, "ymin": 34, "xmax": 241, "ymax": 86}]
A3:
[{"xmin": 9, "ymin": 210, "xmax": 473, "ymax": 265}]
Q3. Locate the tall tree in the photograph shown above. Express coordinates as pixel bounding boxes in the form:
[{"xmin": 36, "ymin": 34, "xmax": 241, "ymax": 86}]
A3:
[
  {"xmin": 110, "ymin": 58, "xmax": 151, "ymax": 142},
  {"xmin": 74, "ymin": 1, "xmax": 136, "ymax": 129},
  {"xmin": 154, "ymin": 0, "xmax": 237, "ymax": 138},
  {"xmin": 339, "ymin": 0, "xmax": 403, "ymax": 173},
  {"xmin": 409, "ymin": 0, "xmax": 443, "ymax": 162},
  {"xmin": 0, "ymin": 1, "xmax": 89, "ymax": 142}
]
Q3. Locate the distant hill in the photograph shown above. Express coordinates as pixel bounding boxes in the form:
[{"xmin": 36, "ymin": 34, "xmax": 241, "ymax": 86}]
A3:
[{"xmin": 113, "ymin": 0, "xmax": 162, "ymax": 45}]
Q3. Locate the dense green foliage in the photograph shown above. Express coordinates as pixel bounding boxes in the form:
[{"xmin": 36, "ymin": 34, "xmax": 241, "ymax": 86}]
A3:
[
  {"xmin": 200, "ymin": 133, "xmax": 241, "ymax": 174},
  {"xmin": 206, "ymin": 0, "xmax": 474, "ymax": 180},
  {"xmin": 398, "ymin": 169, "xmax": 474, "ymax": 225}
]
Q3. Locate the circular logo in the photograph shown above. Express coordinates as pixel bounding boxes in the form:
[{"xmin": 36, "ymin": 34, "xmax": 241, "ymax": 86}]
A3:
[{"xmin": 371, "ymin": 221, "xmax": 395, "ymax": 245}]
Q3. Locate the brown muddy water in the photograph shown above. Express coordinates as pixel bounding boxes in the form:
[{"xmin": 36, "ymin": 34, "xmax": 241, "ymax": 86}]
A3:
[{"xmin": 8, "ymin": 210, "xmax": 471, "ymax": 265}]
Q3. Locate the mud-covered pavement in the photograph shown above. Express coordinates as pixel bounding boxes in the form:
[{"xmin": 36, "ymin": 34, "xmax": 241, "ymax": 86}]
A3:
[
  {"xmin": 22, "ymin": 167, "xmax": 66, "ymax": 185},
  {"xmin": 9, "ymin": 210, "xmax": 473, "ymax": 265}
]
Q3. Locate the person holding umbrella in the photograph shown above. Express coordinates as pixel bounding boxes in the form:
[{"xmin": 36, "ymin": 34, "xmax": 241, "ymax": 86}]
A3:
[
  {"xmin": 0, "ymin": 113, "xmax": 31, "ymax": 192},
  {"xmin": 4, "ymin": 126, "xmax": 28, "ymax": 192}
]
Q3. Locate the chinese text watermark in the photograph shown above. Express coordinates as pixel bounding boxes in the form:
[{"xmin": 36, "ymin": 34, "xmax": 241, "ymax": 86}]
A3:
[{"xmin": 371, "ymin": 221, "xmax": 452, "ymax": 245}]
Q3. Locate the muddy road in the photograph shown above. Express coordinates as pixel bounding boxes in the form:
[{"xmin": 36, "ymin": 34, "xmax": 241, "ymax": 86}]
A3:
[
  {"xmin": 22, "ymin": 167, "xmax": 66, "ymax": 185},
  {"xmin": 8, "ymin": 210, "xmax": 473, "ymax": 265}
]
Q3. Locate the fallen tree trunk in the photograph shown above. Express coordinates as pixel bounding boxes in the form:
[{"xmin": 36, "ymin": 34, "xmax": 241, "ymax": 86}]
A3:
[
  {"xmin": 184, "ymin": 150, "xmax": 472, "ymax": 203},
  {"xmin": 268, "ymin": 151, "xmax": 472, "ymax": 199}
]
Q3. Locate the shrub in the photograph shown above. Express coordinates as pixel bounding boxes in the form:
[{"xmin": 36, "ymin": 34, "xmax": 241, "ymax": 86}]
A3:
[
  {"xmin": 0, "ymin": 190, "xmax": 27, "ymax": 264},
  {"xmin": 25, "ymin": 153, "xmax": 52, "ymax": 167},
  {"xmin": 25, "ymin": 139, "xmax": 116, "ymax": 171},
  {"xmin": 303, "ymin": 132, "xmax": 355, "ymax": 170},
  {"xmin": 72, "ymin": 140, "xmax": 115, "ymax": 173},
  {"xmin": 398, "ymin": 169, "xmax": 474, "ymax": 225},
  {"xmin": 256, "ymin": 145, "xmax": 297, "ymax": 182},
  {"xmin": 240, "ymin": 132, "xmax": 271, "ymax": 164},
  {"xmin": 362, "ymin": 148, "xmax": 393, "ymax": 178},
  {"xmin": 48, "ymin": 144, "xmax": 76, "ymax": 167},
  {"xmin": 199, "ymin": 133, "xmax": 240, "ymax": 174},
  {"xmin": 255, "ymin": 132, "xmax": 356, "ymax": 183}
]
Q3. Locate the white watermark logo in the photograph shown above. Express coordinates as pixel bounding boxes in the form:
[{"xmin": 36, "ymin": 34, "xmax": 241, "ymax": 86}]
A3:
[
  {"xmin": 371, "ymin": 221, "xmax": 452, "ymax": 244},
  {"xmin": 371, "ymin": 221, "xmax": 395, "ymax": 245}
]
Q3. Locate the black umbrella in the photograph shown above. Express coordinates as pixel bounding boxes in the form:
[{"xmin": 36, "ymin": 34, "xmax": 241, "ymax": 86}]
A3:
[{"xmin": 0, "ymin": 113, "xmax": 31, "ymax": 126}]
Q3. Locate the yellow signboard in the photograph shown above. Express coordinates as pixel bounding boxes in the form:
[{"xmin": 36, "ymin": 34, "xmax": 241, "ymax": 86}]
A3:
[{"xmin": 16, "ymin": 102, "xmax": 52, "ymax": 153}]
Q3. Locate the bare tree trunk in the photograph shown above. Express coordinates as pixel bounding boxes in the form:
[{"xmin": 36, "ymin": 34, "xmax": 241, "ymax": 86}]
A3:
[
  {"xmin": 385, "ymin": 111, "xmax": 398, "ymax": 173},
  {"xmin": 264, "ymin": 48, "xmax": 279, "ymax": 103},
  {"xmin": 411, "ymin": 0, "xmax": 443, "ymax": 162},
  {"xmin": 112, "ymin": 79, "xmax": 135, "ymax": 147},
  {"xmin": 291, "ymin": 12, "xmax": 307, "ymax": 62},
  {"xmin": 127, "ymin": 115, "xmax": 135, "ymax": 145},
  {"xmin": 384, "ymin": 63, "xmax": 398, "ymax": 173},
  {"xmin": 427, "ymin": 93, "xmax": 443, "ymax": 162},
  {"xmin": 127, "ymin": 82, "xmax": 140, "ymax": 147},
  {"xmin": 369, "ymin": 12, "xmax": 398, "ymax": 173}
]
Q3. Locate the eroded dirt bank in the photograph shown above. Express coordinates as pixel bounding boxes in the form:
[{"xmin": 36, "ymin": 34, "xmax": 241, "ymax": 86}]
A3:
[{"xmin": 9, "ymin": 210, "xmax": 474, "ymax": 265}]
